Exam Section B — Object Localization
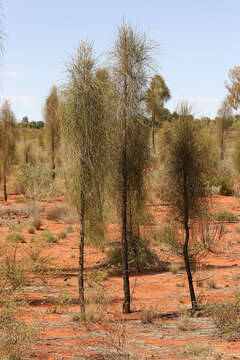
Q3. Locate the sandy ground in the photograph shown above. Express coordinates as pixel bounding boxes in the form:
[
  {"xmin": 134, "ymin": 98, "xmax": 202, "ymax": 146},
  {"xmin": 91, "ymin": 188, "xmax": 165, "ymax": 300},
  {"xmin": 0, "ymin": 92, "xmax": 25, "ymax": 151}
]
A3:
[{"xmin": 2, "ymin": 194, "xmax": 240, "ymax": 359}]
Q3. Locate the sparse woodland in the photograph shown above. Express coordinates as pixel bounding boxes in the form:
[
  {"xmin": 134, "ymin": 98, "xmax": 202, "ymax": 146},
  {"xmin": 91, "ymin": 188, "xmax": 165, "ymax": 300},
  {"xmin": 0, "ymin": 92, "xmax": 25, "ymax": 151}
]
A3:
[{"xmin": 1, "ymin": 21, "xmax": 240, "ymax": 360}]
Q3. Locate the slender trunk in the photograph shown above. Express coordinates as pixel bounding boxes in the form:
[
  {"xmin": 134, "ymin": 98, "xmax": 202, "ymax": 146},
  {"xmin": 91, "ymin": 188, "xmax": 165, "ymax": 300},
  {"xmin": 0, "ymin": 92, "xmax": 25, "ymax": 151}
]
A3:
[
  {"xmin": 25, "ymin": 151, "xmax": 29, "ymax": 164},
  {"xmin": 220, "ymin": 127, "xmax": 224, "ymax": 161},
  {"xmin": 79, "ymin": 191, "xmax": 85, "ymax": 314},
  {"xmin": 122, "ymin": 64, "xmax": 131, "ymax": 314},
  {"xmin": 3, "ymin": 161, "xmax": 7, "ymax": 202},
  {"xmin": 51, "ymin": 128, "xmax": 56, "ymax": 180},
  {"xmin": 152, "ymin": 110, "xmax": 155, "ymax": 153},
  {"xmin": 122, "ymin": 135, "xmax": 131, "ymax": 314},
  {"xmin": 183, "ymin": 170, "xmax": 197, "ymax": 311}
]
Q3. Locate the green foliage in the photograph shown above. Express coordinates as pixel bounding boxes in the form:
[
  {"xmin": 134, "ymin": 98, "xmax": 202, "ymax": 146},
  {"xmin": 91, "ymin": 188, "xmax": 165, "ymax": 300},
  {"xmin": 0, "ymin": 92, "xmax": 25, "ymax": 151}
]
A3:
[
  {"xmin": 47, "ymin": 291, "xmax": 72, "ymax": 314},
  {"xmin": 57, "ymin": 231, "xmax": 67, "ymax": 240},
  {"xmin": 39, "ymin": 229, "xmax": 57, "ymax": 243},
  {"xmin": 6, "ymin": 232, "xmax": 25, "ymax": 244},
  {"xmin": 212, "ymin": 209, "xmax": 238, "ymax": 222},
  {"xmin": 207, "ymin": 300, "xmax": 240, "ymax": 341},
  {"xmin": 0, "ymin": 312, "xmax": 38, "ymax": 360},
  {"xmin": 44, "ymin": 85, "xmax": 60, "ymax": 179},
  {"xmin": 0, "ymin": 242, "xmax": 28, "ymax": 291},
  {"xmin": 181, "ymin": 342, "xmax": 214, "ymax": 359},
  {"xmin": 210, "ymin": 161, "xmax": 234, "ymax": 196},
  {"xmin": 60, "ymin": 40, "xmax": 107, "ymax": 244},
  {"xmin": 107, "ymin": 235, "xmax": 160, "ymax": 271},
  {"xmin": 14, "ymin": 162, "xmax": 54, "ymax": 200}
]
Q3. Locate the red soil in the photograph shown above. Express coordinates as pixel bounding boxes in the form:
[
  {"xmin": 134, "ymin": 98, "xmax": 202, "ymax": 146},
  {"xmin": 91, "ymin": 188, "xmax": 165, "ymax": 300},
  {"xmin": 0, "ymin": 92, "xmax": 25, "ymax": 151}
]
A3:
[{"xmin": 2, "ymin": 194, "xmax": 240, "ymax": 359}]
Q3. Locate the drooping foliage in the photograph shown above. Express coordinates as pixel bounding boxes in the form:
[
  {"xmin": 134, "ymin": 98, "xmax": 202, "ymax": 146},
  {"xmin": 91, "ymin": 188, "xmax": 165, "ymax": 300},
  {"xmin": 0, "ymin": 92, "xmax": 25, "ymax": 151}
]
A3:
[
  {"xmin": 60, "ymin": 41, "xmax": 107, "ymax": 313},
  {"xmin": 160, "ymin": 104, "xmax": 215, "ymax": 310},
  {"xmin": 145, "ymin": 74, "xmax": 171, "ymax": 152},
  {"xmin": 110, "ymin": 21, "xmax": 155, "ymax": 313},
  {"xmin": 44, "ymin": 86, "xmax": 60, "ymax": 179},
  {"xmin": 0, "ymin": 100, "xmax": 17, "ymax": 201}
]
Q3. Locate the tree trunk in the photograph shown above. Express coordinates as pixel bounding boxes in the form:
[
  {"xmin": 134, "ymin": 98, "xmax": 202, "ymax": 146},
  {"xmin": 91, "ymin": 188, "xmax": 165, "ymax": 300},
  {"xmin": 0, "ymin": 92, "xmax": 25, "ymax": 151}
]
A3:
[
  {"xmin": 121, "ymin": 65, "xmax": 131, "ymax": 314},
  {"xmin": 122, "ymin": 139, "xmax": 131, "ymax": 314},
  {"xmin": 51, "ymin": 128, "xmax": 56, "ymax": 180},
  {"xmin": 79, "ymin": 191, "xmax": 85, "ymax": 314},
  {"xmin": 220, "ymin": 127, "xmax": 224, "ymax": 161},
  {"xmin": 183, "ymin": 223, "xmax": 198, "ymax": 311},
  {"xmin": 152, "ymin": 111, "xmax": 155, "ymax": 153},
  {"xmin": 183, "ymin": 170, "xmax": 197, "ymax": 311},
  {"xmin": 3, "ymin": 161, "xmax": 7, "ymax": 202}
]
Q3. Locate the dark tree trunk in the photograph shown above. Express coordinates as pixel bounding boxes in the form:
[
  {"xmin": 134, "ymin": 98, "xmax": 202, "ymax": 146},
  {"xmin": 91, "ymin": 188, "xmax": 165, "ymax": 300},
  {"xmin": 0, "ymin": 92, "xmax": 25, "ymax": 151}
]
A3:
[
  {"xmin": 121, "ymin": 67, "xmax": 131, "ymax": 314},
  {"xmin": 79, "ymin": 191, "xmax": 85, "ymax": 314},
  {"xmin": 122, "ymin": 136, "xmax": 131, "ymax": 314},
  {"xmin": 51, "ymin": 128, "xmax": 56, "ymax": 180},
  {"xmin": 3, "ymin": 162, "xmax": 7, "ymax": 202},
  {"xmin": 152, "ymin": 110, "xmax": 155, "ymax": 153},
  {"xmin": 220, "ymin": 128, "xmax": 224, "ymax": 161},
  {"xmin": 183, "ymin": 170, "xmax": 198, "ymax": 311}
]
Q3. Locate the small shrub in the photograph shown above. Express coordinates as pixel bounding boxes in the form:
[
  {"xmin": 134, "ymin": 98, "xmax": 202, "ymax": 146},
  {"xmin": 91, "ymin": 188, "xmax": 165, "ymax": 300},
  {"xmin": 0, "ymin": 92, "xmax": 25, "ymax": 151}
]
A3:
[
  {"xmin": 13, "ymin": 162, "xmax": 55, "ymax": 201},
  {"xmin": 0, "ymin": 312, "xmax": 38, "ymax": 360},
  {"xmin": 207, "ymin": 300, "xmax": 240, "ymax": 341},
  {"xmin": 6, "ymin": 232, "xmax": 25, "ymax": 244},
  {"xmin": 31, "ymin": 213, "xmax": 42, "ymax": 230},
  {"xmin": 207, "ymin": 278, "xmax": 217, "ymax": 289},
  {"xmin": 177, "ymin": 314, "xmax": 192, "ymax": 331},
  {"xmin": 46, "ymin": 205, "xmax": 69, "ymax": 222},
  {"xmin": 210, "ymin": 162, "xmax": 234, "ymax": 196},
  {"xmin": 65, "ymin": 225, "xmax": 74, "ymax": 233},
  {"xmin": 28, "ymin": 226, "xmax": 35, "ymax": 234},
  {"xmin": 39, "ymin": 229, "xmax": 57, "ymax": 244},
  {"xmin": 0, "ymin": 206, "xmax": 11, "ymax": 217},
  {"xmin": 107, "ymin": 235, "xmax": 160, "ymax": 271},
  {"xmin": 169, "ymin": 262, "xmax": 181, "ymax": 274},
  {"xmin": 176, "ymin": 281, "xmax": 185, "ymax": 287},
  {"xmin": 212, "ymin": 209, "xmax": 238, "ymax": 222},
  {"xmin": 86, "ymin": 269, "xmax": 108, "ymax": 287},
  {"xmin": 47, "ymin": 292, "xmax": 72, "ymax": 314},
  {"xmin": 14, "ymin": 196, "xmax": 26, "ymax": 203},
  {"xmin": 57, "ymin": 231, "xmax": 67, "ymax": 240},
  {"xmin": 181, "ymin": 342, "xmax": 213, "ymax": 358},
  {"xmin": 140, "ymin": 306, "xmax": 159, "ymax": 324},
  {"xmin": 0, "ymin": 257, "xmax": 28, "ymax": 290},
  {"xmin": 72, "ymin": 304, "xmax": 104, "ymax": 324}
]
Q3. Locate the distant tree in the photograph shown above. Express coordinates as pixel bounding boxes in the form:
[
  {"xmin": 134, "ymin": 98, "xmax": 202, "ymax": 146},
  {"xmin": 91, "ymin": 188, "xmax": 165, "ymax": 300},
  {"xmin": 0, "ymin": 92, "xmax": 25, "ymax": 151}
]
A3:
[
  {"xmin": 44, "ymin": 86, "xmax": 60, "ymax": 179},
  {"xmin": 145, "ymin": 74, "xmax": 171, "ymax": 152},
  {"xmin": 22, "ymin": 116, "xmax": 29, "ymax": 127},
  {"xmin": 60, "ymin": 41, "xmax": 106, "ymax": 314},
  {"xmin": 0, "ymin": 100, "xmax": 17, "ymax": 201},
  {"xmin": 111, "ymin": 22, "xmax": 154, "ymax": 313},
  {"xmin": 216, "ymin": 98, "xmax": 233, "ymax": 160},
  {"xmin": 226, "ymin": 66, "xmax": 240, "ymax": 110},
  {"xmin": 160, "ymin": 104, "xmax": 214, "ymax": 311}
]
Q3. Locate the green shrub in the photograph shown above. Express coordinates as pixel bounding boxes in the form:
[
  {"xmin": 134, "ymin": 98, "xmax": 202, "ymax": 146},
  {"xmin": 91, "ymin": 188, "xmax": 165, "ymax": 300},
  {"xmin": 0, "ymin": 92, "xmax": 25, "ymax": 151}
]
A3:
[
  {"xmin": 181, "ymin": 342, "xmax": 214, "ymax": 358},
  {"xmin": 158, "ymin": 224, "xmax": 182, "ymax": 257},
  {"xmin": 0, "ymin": 257, "xmax": 27, "ymax": 290},
  {"xmin": 212, "ymin": 209, "xmax": 238, "ymax": 222},
  {"xmin": 57, "ymin": 231, "xmax": 67, "ymax": 240},
  {"xmin": 210, "ymin": 162, "xmax": 234, "ymax": 196},
  {"xmin": 0, "ymin": 312, "xmax": 38, "ymax": 359},
  {"xmin": 207, "ymin": 300, "xmax": 240, "ymax": 341},
  {"xmin": 6, "ymin": 232, "xmax": 25, "ymax": 244},
  {"xmin": 107, "ymin": 235, "xmax": 160, "ymax": 271},
  {"xmin": 39, "ymin": 229, "xmax": 57, "ymax": 243},
  {"xmin": 13, "ymin": 162, "xmax": 55, "ymax": 201}
]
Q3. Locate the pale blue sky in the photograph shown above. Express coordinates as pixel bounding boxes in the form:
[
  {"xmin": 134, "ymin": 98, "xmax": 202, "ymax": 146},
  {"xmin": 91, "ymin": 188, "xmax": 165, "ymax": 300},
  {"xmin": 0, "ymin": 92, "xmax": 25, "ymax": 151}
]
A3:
[{"xmin": 0, "ymin": 0, "xmax": 239, "ymax": 121}]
